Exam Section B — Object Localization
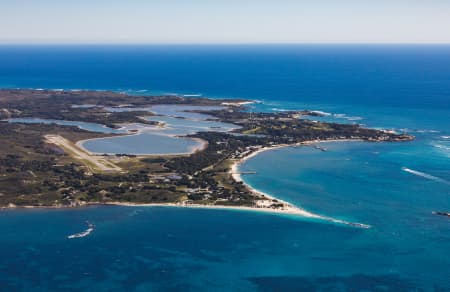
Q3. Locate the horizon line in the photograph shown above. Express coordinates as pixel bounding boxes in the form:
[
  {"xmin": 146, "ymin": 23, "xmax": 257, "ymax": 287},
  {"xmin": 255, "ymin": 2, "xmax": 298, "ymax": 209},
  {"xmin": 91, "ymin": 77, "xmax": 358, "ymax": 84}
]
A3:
[{"xmin": 1, "ymin": 42, "xmax": 450, "ymax": 46}]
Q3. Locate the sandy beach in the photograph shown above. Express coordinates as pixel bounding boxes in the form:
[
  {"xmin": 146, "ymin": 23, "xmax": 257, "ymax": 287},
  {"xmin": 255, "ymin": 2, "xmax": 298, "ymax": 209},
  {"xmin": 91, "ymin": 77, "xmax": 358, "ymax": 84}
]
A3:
[
  {"xmin": 230, "ymin": 138, "xmax": 362, "ymax": 184},
  {"xmin": 5, "ymin": 138, "xmax": 369, "ymax": 228},
  {"xmin": 228, "ymin": 139, "xmax": 371, "ymax": 228}
]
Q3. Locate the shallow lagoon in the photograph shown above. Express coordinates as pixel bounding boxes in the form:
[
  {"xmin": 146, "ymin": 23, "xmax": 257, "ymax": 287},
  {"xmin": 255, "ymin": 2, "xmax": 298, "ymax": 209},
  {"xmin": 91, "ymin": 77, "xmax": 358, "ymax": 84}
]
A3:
[
  {"xmin": 105, "ymin": 104, "xmax": 225, "ymax": 120},
  {"xmin": 6, "ymin": 118, "xmax": 126, "ymax": 134},
  {"xmin": 6, "ymin": 105, "xmax": 239, "ymax": 155},
  {"xmin": 81, "ymin": 132, "xmax": 203, "ymax": 155},
  {"xmin": 82, "ymin": 115, "xmax": 238, "ymax": 155},
  {"xmin": 145, "ymin": 116, "xmax": 239, "ymax": 135}
]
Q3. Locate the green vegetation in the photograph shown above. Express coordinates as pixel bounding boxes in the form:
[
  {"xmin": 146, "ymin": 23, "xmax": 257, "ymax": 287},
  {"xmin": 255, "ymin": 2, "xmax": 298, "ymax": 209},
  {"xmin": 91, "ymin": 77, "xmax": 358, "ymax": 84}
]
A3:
[{"xmin": 0, "ymin": 90, "xmax": 413, "ymax": 208}]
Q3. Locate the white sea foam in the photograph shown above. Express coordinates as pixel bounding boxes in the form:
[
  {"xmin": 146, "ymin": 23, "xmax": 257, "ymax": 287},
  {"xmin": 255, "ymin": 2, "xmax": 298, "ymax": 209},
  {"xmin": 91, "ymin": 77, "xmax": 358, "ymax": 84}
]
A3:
[
  {"xmin": 67, "ymin": 222, "xmax": 95, "ymax": 239},
  {"xmin": 402, "ymin": 167, "xmax": 450, "ymax": 185},
  {"xmin": 183, "ymin": 94, "xmax": 202, "ymax": 97},
  {"xmin": 346, "ymin": 116, "xmax": 363, "ymax": 121},
  {"xmin": 432, "ymin": 143, "xmax": 450, "ymax": 158},
  {"xmin": 399, "ymin": 128, "xmax": 425, "ymax": 134},
  {"xmin": 415, "ymin": 130, "xmax": 440, "ymax": 133},
  {"xmin": 441, "ymin": 136, "xmax": 450, "ymax": 140},
  {"xmin": 310, "ymin": 110, "xmax": 332, "ymax": 116},
  {"xmin": 271, "ymin": 108, "xmax": 290, "ymax": 112},
  {"xmin": 331, "ymin": 113, "xmax": 363, "ymax": 121}
]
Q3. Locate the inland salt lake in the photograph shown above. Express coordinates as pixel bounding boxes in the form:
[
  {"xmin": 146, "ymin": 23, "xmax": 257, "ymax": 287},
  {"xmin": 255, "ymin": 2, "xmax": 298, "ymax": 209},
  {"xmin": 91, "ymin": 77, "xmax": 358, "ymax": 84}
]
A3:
[
  {"xmin": 7, "ymin": 105, "xmax": 239, "ymax": 156},
  {"xmin": 0, "ymin": 45, "xmax": 450, "ymax": 291}
]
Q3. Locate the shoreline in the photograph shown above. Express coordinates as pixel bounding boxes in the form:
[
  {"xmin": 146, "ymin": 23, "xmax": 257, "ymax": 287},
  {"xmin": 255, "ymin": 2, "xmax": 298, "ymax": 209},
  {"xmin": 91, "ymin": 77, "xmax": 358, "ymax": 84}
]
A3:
[
  {"xmin": 73, "ymin": 112, "xmax": 230, "ymax": 157},
  {"xmin": 1, "ymin": 138, "xmax": 371, "ymax": 228},
  {"xmin": 230, "ymin": 138, "xmax": 362, "ymax": 183},
  {"xmin": 75, "ymin": 129, "xmax": 209, "ymax": 157},
  {"xmin": 1, "ymin": 198, "xmax": 370, "ymax": 229},
  {"xmin": 229, "ymin": 138, "xmax": 371, "ymax": 228}
]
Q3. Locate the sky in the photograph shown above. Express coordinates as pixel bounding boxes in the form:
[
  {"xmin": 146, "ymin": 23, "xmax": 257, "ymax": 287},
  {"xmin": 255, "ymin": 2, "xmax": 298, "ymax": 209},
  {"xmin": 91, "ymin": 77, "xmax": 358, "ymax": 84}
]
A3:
[{"xmin": 1, "ymin": 0, "xmax": 450, "ymax": 44}]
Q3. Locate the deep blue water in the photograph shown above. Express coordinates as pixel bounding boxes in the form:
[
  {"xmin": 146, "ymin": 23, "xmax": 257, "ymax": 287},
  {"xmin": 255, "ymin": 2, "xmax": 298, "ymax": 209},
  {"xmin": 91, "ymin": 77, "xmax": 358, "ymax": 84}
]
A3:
[{"xmin": 0, "ymin": 45, "xmax": 450, "ymax": 291}]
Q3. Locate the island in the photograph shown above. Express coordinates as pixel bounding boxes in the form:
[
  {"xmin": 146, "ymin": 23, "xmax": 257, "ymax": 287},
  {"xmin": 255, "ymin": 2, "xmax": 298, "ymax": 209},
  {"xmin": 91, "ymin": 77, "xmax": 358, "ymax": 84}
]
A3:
[{"xmin": 0, "ymin": 89, "xmax": 413, "ymax": 226}]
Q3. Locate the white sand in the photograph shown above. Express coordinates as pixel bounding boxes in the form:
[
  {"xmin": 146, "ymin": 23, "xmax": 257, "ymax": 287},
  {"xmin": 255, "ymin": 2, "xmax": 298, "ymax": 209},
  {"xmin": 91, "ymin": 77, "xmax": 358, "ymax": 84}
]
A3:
[{"xmin": 228, "ymin": 139, "xmax": 371, "ymax": 228}]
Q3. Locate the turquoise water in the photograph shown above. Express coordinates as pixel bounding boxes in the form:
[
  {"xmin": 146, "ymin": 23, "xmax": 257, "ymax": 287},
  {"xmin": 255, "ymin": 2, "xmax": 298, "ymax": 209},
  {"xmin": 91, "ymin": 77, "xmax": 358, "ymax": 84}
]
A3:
[
  {"xmin": 0, "ymin": 206, "xmax": 378, "ymax": 291},
  {"xmin": 238, "ymin": 141, "xmax": 450, "ymax": 289},
  {"xmin": 0, "ymin": 45, "xmax": 450, "ymax": 290}
]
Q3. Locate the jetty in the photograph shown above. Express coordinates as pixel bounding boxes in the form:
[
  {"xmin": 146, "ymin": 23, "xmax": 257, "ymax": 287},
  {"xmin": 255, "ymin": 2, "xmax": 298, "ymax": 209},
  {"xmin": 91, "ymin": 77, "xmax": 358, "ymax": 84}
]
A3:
[
  {"xmin": 229, "ymin": 171, "xmax": 257, "ymax": 175},
  {"xmin": 313, "ymin": 145, "xmax": 328, "ymax": 152}
]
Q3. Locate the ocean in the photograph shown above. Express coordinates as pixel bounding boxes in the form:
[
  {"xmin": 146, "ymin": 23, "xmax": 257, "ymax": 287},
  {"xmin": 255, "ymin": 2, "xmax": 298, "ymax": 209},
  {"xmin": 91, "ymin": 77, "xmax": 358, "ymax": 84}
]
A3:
[{"xmin": 0, "ymin": 45, "xmax": 449, "ymax": 291}]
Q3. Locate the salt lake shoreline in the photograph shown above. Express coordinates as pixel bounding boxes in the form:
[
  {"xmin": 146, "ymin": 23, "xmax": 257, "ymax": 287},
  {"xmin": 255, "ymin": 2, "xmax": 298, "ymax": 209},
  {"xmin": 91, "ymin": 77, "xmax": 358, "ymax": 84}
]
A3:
[{"xmin": 75, "ymin": 129, "xmax": 209, "ymax": 157}]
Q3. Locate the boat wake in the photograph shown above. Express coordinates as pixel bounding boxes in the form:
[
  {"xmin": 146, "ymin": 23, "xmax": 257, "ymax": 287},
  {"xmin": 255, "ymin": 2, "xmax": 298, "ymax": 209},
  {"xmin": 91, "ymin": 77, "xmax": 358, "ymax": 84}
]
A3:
[
  {"xmin": 402, "ymin": 167, "xmax": 450, "ymax": 185},
  {"xmin": 67, "ymin": 222, "xmax": 95, "ymax": 239}
]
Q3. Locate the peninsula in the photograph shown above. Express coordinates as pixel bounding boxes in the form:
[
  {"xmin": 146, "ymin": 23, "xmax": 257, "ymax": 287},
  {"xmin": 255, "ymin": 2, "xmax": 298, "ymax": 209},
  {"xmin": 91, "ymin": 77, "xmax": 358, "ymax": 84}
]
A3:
[{"xmin": 0, "ymin": 89, "xmax": 413, "ymax": 223}]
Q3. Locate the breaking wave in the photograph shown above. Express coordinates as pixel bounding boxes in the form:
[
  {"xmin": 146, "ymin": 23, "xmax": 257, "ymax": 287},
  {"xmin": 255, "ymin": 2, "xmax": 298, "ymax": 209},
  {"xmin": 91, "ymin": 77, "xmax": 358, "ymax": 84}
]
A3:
[
  {"xmin": 271, "ymin": 108, "xmax": 290, "ymax": 112},
  {"xmin": 333, "ymin": 113, "xmax": 363, "ymax": 121},
  {"xmin": 414, "ymin": 129, "xmax": 440, "ymax": 133}
]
